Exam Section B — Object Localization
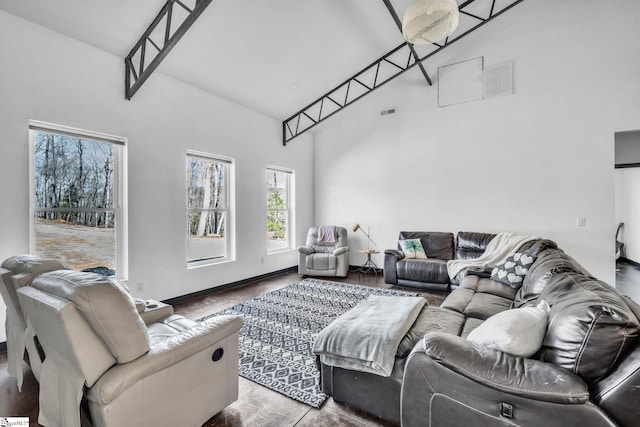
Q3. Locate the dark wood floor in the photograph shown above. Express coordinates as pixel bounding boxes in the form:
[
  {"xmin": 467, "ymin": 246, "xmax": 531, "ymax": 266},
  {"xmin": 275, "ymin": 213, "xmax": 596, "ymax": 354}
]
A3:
[{"xmin": 0, "ymin": 270, "xmax": 446, "ymax": 427}]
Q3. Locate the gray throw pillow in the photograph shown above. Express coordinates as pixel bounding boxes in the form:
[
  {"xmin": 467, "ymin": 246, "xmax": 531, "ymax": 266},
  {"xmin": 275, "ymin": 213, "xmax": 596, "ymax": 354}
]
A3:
[{"xmin": 491, "ymin": 252, "xmax": 535, "ymax": 288}]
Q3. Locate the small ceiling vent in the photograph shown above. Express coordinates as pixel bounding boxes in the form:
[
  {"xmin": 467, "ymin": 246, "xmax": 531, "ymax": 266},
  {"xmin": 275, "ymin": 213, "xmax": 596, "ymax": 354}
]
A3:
[{"xmin": 484, "ymin": 62, "xmax": 513, "ymax": 99}]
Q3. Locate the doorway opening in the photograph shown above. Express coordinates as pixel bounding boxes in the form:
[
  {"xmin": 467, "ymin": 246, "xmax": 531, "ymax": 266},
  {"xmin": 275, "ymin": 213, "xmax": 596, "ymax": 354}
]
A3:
[{"xmin": 614, "ymin": 129, "xmax": 640, "ymax": 302}]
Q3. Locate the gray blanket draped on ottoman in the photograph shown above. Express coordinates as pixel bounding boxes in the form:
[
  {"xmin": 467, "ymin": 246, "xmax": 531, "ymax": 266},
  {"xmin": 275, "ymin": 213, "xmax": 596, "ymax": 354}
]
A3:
[{"xmin": 313, "ymin": 295, "xmax": 426, "ymax": 377}]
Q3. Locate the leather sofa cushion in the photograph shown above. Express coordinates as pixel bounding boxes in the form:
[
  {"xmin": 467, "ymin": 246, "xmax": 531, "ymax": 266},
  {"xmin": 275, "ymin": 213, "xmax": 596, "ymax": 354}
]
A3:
[
  {"xmin": 32, "ymin": 270, "xmax": 150, "ymax": 363},
  {"xmin": 397, "ymin": 231, "xmax": 454, "ymax": 260},
  {"xmin": 441, "ymin": 275, "xmax": 517, "ymax": 320},
  {"xmin": 146, "ymin": 315, "xmax": 198, "ymax": 346},
  {"xmin": 539, "ymin": 272, "xmax": 640, "ymax": 383},
  {"xmin": 306, "ymin": 253, "xmax": 337, "ymax": 270},
  {"xmin": 396, "ymin": 258, "xmax": 448, "ymax": 284},
  {"xmin": 461, "ymin": 292, "xmax": 514, "ymax": 321},
  {"xmin": 397, "ymin": 307, "xmax": 465, "ymax": 357},
  {"xmin": 460, "ymin": 317, "xmax": 483, "ymax": 339},
  {"xmin": 455, "ymin": 232, "xmax": 496, "ymax": 259}
]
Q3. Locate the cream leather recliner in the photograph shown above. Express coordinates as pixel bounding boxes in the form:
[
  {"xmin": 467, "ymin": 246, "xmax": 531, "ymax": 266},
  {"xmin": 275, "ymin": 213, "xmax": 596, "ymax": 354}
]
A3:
[
  {"xmin": 0, "ymin": 255, "xmax": 157, "ymax": 390},
  {"xmin": 297, "ymin": 225, "xmax": 349, "ymax": 277},
  {"xmin": 0, "ymin": 255, "xmax": 68, "ymax": 389},
  {"xmin": 17, "ymin": 269, "xmax": 243, "ymax": 427}
]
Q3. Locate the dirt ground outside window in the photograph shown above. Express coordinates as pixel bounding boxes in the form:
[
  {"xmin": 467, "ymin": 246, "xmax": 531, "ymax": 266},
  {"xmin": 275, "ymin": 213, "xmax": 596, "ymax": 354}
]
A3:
[{"xmin": 34, "ymin": 218, "xmax": 116, "ymax": 271}]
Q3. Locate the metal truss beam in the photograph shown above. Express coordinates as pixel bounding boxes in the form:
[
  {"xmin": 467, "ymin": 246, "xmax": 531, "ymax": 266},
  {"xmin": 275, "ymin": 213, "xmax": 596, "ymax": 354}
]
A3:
[
  {"xmin": 125, "ymin": 0, "xmax": 213, "ymax": 100},
  {"xmin": 283, "ymin": 0, "xmax": 525, "ymax": 145}
]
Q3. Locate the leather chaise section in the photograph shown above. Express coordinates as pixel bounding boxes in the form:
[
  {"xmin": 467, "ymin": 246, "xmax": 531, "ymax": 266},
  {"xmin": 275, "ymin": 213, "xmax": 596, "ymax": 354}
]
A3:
[{"xmin": 320, "ymin": 357, "xmax": 406, "ymax": 425}]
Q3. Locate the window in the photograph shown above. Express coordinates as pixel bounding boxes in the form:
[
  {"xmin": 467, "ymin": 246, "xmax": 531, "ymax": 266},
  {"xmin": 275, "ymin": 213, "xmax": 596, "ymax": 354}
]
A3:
[
  {"xmin": 267, "ymin": 167, "xmax": 294, "ymax": 253},
  {"xmin": 29, "ymin": 121, "xmax": 127, "ymax": 277},
  {"xmin": 187, "ymin": 152, "xmax": 234, "ymax": 266}
]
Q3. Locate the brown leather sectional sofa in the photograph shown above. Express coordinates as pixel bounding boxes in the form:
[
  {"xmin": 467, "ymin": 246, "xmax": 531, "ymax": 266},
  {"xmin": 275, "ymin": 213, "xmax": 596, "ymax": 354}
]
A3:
[{"xmin": 320, "ymin": 232, "xmax": 640, "ymax": 426}]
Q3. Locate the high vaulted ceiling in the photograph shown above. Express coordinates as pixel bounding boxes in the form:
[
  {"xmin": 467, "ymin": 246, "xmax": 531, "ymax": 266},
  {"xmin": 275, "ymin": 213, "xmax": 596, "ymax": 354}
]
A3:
[{"xmin": 0, "ymin": 0, "xmax": 523, "ymax": 123}]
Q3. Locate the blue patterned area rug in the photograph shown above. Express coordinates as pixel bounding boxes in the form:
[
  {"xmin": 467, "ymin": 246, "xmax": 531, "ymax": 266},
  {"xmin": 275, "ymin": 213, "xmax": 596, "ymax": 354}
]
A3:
[{"xmin": 198, "ymin": 278, "xmax": 417, "ymax": 408}]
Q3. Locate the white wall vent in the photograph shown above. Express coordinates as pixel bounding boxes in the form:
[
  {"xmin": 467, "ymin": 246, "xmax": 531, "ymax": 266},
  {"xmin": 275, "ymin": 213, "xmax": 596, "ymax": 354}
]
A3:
[{"xmin": 484, "ymin": 61, "xmax": 513, "ymax": 99}]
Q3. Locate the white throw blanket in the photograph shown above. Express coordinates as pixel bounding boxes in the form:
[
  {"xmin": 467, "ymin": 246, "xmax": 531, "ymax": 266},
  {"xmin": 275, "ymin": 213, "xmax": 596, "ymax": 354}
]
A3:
[
  {"xmin": 313, "ymin": 295, "xmax": 426, "ymax": 377},
  {"xmin": 447, "ymin": 232, "xmax": 537, "ymax": 280}
]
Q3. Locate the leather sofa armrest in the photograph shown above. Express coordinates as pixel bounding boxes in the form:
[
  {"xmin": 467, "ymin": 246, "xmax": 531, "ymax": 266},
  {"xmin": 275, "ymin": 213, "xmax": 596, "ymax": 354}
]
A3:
[
  {"xmin": 297, "ymin": 245, "xmax": 315, "ymax": 255},
  {"xmin": 384, "ymin": 249, "xmax": 404, "ymax": 259},
  {"xmin": 138, "ymin": 300, "xmax": 174, "ymax": 325},
  {"xmin": 88, "ymin": 315, "xmax": 243, "ymax": 405},
  {"xmin": 333, "ymin": 247, "xmax": 349, "ymax": 256},
  {"xmin": 383, "ymin": 250, "xmax": 404, "ymax": 285},
  {"xmin": 410, "ymin": 332, "xmax": 589, "ymax": 404}
]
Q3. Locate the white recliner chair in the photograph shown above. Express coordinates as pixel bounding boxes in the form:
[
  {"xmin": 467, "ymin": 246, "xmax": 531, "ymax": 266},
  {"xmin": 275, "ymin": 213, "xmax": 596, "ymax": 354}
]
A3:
[
  {"xmin": 17, "ymin": 269, "xmax": 243, "ymax": 427},
  {"xmin": 0, "ymin": 255, "xmax": 68, "ymax": 389},
  {"xmin": 297, "ymin": 225, "xmax": 349, "ymax": 277},
  {"xmin": 0, "ymin": 254, "xmax": 161, "ymax": 391}
]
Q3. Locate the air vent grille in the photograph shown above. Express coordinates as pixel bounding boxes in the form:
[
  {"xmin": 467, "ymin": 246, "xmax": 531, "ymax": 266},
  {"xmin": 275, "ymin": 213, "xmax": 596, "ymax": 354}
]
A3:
[{"xmin": 484, "ymin": 62, "xmax": 513, "ymax": 99}]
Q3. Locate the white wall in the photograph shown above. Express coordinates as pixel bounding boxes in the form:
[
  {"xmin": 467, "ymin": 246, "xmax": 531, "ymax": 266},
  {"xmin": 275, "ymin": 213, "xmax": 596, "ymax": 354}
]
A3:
[
  {"xmin": 0, "ymin": 11, "xmax": 314, "ymax": 341},
  {"xmin": 615, "ymin": 168, "xmax": 640, "ymax": 262},
  {"xmin": 313, "ymin": 0, "xmax": 640, "ymax": 284}
]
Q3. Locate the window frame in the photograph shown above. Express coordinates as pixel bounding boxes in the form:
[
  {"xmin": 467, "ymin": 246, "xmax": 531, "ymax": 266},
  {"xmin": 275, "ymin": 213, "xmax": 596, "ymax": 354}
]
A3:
[
  {"xmin": 186, "ymin": 150, "xmax": 235, "ymax": 268},
  {"xmin": 266, "ymin": 166, "xmax": 295, "ymax": 254},
  {"xmin": 28, "ymin": 120, "xmax": 128, "ymax": 279}
]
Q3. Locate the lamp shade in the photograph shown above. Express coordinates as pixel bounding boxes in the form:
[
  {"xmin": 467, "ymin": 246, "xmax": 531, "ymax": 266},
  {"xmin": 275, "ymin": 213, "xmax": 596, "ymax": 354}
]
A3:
[{"xmin": 402, "ymin": 0, "xmax": 460, "ymax": 45}]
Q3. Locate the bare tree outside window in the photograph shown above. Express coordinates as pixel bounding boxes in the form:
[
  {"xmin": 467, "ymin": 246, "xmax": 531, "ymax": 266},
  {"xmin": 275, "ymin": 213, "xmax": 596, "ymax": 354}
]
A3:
[
  {"xmin": 31, "ymin": 127, "xmax": 124, "ymax": 275},
  {"xmin": 187, "ymin": 153, "xmax": 230, "ymax": 264}
]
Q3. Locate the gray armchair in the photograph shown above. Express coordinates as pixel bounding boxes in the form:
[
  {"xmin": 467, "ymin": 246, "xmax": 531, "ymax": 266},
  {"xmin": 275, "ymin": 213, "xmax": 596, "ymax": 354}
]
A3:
[{"xmin": 298, "ymin": 226, "xmax": 349, "ymax": 277}]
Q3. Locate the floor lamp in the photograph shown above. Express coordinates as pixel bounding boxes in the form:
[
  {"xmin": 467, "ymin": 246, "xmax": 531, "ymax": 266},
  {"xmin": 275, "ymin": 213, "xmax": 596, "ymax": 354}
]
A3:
[{"xmin": 352, "ymin": 223, "xmax": 376, "ymax": 251}]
